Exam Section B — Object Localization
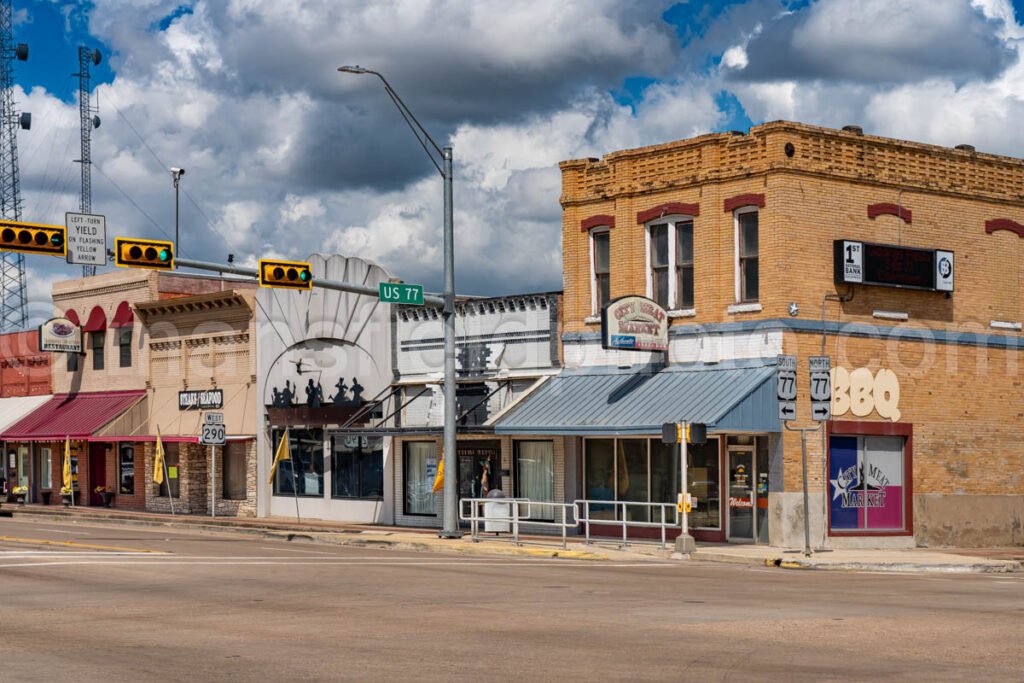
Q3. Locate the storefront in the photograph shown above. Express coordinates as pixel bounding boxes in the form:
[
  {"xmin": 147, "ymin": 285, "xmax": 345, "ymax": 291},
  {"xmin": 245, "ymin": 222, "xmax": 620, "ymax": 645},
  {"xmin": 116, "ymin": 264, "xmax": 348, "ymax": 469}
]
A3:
[{"xmin": 256, "ymin": 254, "xmax": 395, "ymax": 523}]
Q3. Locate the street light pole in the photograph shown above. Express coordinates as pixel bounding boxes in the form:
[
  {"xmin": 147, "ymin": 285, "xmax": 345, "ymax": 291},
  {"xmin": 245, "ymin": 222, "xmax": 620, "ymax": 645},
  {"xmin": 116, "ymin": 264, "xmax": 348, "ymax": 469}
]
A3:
[
  {"xmin": 338, "ymin": 65, "xmax": 462, "ymax": 538},
  {"xmin": 171, "ymin": 167, "xmax": 185, "ymax": 255}
]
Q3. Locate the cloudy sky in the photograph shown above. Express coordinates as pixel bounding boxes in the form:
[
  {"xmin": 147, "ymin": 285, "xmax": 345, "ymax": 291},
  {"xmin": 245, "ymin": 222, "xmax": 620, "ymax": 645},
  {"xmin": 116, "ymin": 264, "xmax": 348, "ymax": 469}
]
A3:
[{"xmin": 9, "ymin": 0, "xmax": 1024, "ymax": 318}]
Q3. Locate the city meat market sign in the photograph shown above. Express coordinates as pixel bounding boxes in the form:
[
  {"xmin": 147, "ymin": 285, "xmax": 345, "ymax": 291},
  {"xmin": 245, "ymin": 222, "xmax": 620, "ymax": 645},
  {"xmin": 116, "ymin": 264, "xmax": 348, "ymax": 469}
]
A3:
[
  {"xmin": 38, "ymin": 317, "xmax": 82, "ymax": 353},
  {"xmin": 600, "ymin": 295, "xmax": 668, "ymax": 352},
  {"xmin": 179, "ymin": 389, "xmax": 224, "ymax": 411}
]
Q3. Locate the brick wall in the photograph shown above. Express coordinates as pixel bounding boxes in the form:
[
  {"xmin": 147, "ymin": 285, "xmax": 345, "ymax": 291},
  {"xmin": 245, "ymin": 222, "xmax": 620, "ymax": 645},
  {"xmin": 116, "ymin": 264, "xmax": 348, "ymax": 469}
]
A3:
[{"xmin": 144, "ymin": 440, "xmax": 255, "ymax": 516}]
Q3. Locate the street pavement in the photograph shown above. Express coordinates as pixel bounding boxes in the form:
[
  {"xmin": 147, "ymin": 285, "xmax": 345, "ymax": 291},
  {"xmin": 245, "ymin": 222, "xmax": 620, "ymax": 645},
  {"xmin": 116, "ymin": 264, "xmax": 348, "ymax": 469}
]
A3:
[{"xmin": 0, "ymin": 517, "xmax": 1022, "ymax": 682}]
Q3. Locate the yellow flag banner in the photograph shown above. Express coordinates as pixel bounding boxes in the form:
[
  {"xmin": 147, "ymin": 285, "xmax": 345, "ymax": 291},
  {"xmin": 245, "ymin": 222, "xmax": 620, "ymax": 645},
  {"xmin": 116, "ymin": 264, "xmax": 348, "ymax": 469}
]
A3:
[
  {"xmin": 268, "ymin": 431, "xmax": 291, "ymax": 485},
  {"xmin": 154, "ymin": 432, "xmax": 165, "ymax": 485},
  {"xmin": 432, "ymin": 453, "xmax": 445, "ymax": 494},
  {"xmin": 62, "ymin": 437, "xmax": 72, "ymax": 490}
]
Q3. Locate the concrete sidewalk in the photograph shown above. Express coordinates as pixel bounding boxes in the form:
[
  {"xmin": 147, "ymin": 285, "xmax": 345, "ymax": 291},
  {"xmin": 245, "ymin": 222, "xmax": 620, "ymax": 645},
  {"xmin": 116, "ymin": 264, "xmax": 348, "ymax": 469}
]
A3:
[{"xmin": 4, "ymin": 503, "xmax": 1020, "ymax": 572}]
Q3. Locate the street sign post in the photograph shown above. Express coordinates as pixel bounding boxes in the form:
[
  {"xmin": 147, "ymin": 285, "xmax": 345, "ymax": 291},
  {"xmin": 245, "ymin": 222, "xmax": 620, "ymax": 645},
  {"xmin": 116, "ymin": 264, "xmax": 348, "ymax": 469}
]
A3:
[
  {"xmin": 776, "ymin": 355, "xmax": 797, "ymax": 421},
  {"xmin": 809, "ymin": 356, "xmax": 832, "ymax": 421},
  {"xmin": 65, "ymin": 212, "xmax": 106, "ymax": 266},
  {"xmin": 201, "ymin": 412, "xmax": 225, "ymax": 519},
  {"xmin": 379, "ymin": 282, "xmax": 424, "ymax": 306}
]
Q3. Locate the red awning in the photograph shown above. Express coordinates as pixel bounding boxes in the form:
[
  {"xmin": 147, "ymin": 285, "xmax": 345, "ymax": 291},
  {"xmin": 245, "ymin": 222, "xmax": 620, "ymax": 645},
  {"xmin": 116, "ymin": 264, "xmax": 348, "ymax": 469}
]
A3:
[
  {"xmin": 64, "ymin": 309, "xmax": 80, "ymax": 326},
  {"xmin": 83, "ymin": 306, "xmax": 107, "ymax": 333},
  {"xmin": 0, "ymin": 390, "xmax": 145, "ymax": 441},
  {"xmin": 111, "ymin": 301, "xmax": 134, "ymax": 328}
]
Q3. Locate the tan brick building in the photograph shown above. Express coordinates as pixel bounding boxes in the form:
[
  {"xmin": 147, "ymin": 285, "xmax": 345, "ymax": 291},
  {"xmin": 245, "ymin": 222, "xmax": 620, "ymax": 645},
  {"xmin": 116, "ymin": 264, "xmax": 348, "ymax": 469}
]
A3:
[{"xmin": 503, "ymin": 121, "xmax": 1024, "ymax": 547}]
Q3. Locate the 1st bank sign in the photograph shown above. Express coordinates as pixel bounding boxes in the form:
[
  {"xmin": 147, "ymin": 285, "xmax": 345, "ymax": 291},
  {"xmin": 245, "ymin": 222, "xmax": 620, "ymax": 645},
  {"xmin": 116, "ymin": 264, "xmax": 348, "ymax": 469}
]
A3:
[{"xmin": 600, "ymin": 295, "xmax": 669, "ymax": 352}]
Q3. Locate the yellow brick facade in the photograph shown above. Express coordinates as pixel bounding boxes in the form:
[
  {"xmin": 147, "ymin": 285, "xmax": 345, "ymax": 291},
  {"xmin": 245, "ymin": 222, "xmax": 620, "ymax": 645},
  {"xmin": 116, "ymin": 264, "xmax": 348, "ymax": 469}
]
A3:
[{"xmin": 560, "ymin": 121, "xmax": 1024, "ymax": 546}]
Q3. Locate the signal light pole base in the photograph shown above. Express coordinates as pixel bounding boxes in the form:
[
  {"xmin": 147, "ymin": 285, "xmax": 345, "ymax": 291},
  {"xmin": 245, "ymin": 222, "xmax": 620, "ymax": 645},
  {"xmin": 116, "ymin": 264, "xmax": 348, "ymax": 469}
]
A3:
[
  {"xmin": 674, "ymin": 533, "xmax": 697, "ymax": 554},
  {"xmin": 437, "ymin": 529, "xmax": 464, "ymax": 540}
]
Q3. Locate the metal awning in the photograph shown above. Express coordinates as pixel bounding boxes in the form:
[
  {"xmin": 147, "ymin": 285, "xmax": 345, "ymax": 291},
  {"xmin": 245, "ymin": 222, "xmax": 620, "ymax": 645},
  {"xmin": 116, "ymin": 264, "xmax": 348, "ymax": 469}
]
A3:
[
  {"xmin": 0, "ymin": 390, "xmax": 147, "ymax": 441},
  {"xmin": 0, "ymin": 395, "xmax": 53, "ymax": 435},
  {"xmin": 493, "ymin": 359, "xmax": 780, "ymax": 436}
]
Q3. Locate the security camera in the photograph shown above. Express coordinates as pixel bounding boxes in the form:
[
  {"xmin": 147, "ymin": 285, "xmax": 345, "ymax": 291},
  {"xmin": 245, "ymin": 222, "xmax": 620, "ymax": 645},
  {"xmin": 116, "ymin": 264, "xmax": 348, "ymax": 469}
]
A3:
[{"xmin": 171, "ymin": 167, "xmax": 185, "ymax": 176}]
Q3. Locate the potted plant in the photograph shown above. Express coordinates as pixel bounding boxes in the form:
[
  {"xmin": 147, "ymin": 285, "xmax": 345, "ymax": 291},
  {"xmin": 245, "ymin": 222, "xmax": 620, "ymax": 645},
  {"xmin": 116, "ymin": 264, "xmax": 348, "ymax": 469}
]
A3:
[
  {"xmin": 60, "ymin": 485, "xmax": 76, "ymax": 506},
  {"xmin": 11, "ymin": 485, "xmax": 27, "ymax": 505},
  {"xmin": 95, "ymin": 485, "xmax": 114, "ymax": 508}
]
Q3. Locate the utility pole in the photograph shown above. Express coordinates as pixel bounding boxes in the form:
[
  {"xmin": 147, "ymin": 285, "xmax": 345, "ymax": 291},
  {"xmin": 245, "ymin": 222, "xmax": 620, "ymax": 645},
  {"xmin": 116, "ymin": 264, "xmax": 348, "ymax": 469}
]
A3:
[
  {"xmin": 0, "ymin": 0, "xmax": 29, "ymax": 330},
  {"xmin": 73, "ymin": 46, "xmax": 101, "ymax": 277}
]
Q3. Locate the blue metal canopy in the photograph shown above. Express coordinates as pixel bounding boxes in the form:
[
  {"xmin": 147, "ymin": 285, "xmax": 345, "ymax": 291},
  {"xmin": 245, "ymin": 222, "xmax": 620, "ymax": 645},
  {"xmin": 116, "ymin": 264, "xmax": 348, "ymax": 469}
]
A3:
[{"xmin": 493, "ymin": 359, "xmax": 780, "ymax": 435}]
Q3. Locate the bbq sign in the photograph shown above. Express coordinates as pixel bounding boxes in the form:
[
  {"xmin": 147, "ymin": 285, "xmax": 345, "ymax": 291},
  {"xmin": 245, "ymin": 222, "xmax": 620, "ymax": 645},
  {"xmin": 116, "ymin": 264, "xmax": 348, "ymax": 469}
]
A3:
[{"xmin": 601, "ymin": 295, "xmax": 669, "ymax": 352}]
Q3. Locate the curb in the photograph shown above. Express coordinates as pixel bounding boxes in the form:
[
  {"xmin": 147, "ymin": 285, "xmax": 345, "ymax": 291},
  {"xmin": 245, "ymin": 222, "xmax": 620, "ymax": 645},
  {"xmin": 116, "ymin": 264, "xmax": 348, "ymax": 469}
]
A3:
[{"xmin": 776, "ymin": 559, "xmax": 1022, "ymax": 573}]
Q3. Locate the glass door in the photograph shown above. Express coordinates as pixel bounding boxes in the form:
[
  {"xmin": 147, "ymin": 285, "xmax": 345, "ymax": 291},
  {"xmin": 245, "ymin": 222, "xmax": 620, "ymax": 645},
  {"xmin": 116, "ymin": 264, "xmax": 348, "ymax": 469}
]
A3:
[{"xmin": 727, "ymin": 448, "xmax": 755, "ymax": 541}]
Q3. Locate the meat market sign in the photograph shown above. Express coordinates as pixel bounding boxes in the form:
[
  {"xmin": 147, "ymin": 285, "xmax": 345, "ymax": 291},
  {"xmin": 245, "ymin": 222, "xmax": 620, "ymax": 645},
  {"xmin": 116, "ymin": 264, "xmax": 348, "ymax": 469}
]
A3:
[{"xmin": 600, "ymin": 295, "xmax": 668, "ymax": 352}]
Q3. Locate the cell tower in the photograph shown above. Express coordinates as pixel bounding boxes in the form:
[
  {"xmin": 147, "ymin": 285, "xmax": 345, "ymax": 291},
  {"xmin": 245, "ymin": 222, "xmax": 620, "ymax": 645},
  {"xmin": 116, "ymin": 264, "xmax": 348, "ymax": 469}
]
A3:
[
  {"xmin": 74, "ymin": 46, "xmax": 101, "ymax": 277},
  {"xmin": 0, "ymin": 0, "xmax": 30, "ymax": 331}
]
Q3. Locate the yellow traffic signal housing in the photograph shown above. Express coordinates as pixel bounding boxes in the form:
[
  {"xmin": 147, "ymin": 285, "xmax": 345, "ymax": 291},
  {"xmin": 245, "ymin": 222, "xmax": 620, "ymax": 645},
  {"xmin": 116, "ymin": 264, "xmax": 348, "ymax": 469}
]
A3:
[
  {"xmin": 0, "ymin": 220, "xmax": 66, "ymax": 257},
  {"xmin": 114, "ymin": 237, "xmax": 174, "ymax": 270},
  {"xmin": 258, "ymin": 258, "xmax": 313, "ymax": 290}
]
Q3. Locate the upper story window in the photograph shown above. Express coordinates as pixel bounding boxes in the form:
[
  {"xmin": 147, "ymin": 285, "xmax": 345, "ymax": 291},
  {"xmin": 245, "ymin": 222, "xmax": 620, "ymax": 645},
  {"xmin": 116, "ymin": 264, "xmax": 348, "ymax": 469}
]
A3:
[
  {"xmin": 118, "ymin": 329, "xmax": 132, "ymax": 368},
  {"xmin": 91, "ymin": 331, "xmax": 105, "ymax": 371},
  {"xmin": 591, "ymin": 229, "xmax": 611, "ymax": 313},
  {"xmin": 647, "ymin": 217, "xmax": 695, "ymax": 310},
  {"xmin": 736, "ymin": 209, "xmax": 759, "ymax": 303}
]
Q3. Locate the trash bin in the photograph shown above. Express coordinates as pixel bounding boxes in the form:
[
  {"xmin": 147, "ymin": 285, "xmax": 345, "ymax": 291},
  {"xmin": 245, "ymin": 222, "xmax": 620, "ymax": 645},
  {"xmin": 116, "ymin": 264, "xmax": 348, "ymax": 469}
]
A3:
[{"xmin": 483, "ymin": 489, "xmax": 510, "ymax": 533}]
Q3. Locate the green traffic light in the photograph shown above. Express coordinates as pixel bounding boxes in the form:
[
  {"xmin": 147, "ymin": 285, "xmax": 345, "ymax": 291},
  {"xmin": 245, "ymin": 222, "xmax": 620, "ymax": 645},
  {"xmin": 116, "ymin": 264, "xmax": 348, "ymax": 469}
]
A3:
[
  {"xmin": 50, "ymin": 233, "xmax": 63, "ymax": 247},
  {"xmin": 299, "ymin": 270, "xmax": 309, "ymax": 282},
  {"xmin": 159, "ymin": 248, "xmax": 170, "ymax": 262}
]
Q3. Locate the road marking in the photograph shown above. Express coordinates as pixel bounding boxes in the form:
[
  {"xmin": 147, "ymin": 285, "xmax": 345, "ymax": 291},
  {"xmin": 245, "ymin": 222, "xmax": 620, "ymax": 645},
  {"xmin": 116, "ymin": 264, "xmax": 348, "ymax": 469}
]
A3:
[
  {"xmin": 0, "ymin": 535, "xmax": 169, "ymax": 554},
  {"xmin": 0, "ymin": 558, "xmax": 678, "ymax": 569},
  {"xmin": 259, "ymin": 546, "xmax": 340, "ymax": 555},
  {"xmin": 23, "ymin": 526, "xmax": 91, "ymax": 535}
]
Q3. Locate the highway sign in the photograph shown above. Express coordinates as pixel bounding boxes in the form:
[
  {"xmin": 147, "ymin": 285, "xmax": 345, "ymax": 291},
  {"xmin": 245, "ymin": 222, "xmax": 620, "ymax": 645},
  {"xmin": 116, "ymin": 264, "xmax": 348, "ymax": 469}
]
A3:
[
  {"xmin": 65, "ymin": 212, "xmax": 106, "ymax": 266},
  {"xmin": 379, "ymin": 282, "xmax": 424, "ymax": 306},
  {"xmin": 203, "ymin": 412, "xmax": 224, "ymax": 425},
  {"xmin": 200, "ymin": 422, "xmax": 226, "ymax": 446},
  {"xmin": 809, "ymin": 355, "xmax": 832, "ymax": 421},
  {"xmin": 777, "ymin": 355, "xmax": 797, "ymax": 421}
]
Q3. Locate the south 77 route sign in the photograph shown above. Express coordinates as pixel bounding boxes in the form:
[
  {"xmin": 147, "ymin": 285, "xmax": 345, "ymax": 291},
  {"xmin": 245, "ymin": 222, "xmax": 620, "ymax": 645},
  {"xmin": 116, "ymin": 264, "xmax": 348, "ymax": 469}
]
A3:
[{"xmin": 776, "ymin": 355, "xmax": 797, "ymax": 421}]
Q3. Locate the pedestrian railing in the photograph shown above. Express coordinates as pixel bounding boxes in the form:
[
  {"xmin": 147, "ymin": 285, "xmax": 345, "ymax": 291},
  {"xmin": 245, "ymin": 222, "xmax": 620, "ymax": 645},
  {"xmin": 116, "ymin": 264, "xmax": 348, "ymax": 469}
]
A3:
[
  {"xmin": 459, "ymin": 498, "xmax": 578, "ymax": 549},
  {"xmin": 574, "ymin": 500, "xmax": 679, "ymax": 550}
]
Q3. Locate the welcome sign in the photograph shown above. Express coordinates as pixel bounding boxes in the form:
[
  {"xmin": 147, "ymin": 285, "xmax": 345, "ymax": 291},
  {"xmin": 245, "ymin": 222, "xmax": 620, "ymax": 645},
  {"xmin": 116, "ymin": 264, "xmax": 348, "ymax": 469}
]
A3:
[{"xmin": 600, "ymin": 295, "xmax": 669, "ymax": 352}]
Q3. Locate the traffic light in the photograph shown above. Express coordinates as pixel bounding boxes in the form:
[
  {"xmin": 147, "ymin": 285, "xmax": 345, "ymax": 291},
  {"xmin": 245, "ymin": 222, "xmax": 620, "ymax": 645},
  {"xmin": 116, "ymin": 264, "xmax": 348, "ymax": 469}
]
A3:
[
  {"xmin": 258, "ymin": 258, "xmax": 313, "ymax": 290},
  {"xmin": 686, "ymin": 423, "xmax": 707, "ymax": 445},
  {"xmin": 0, "ymin": 220, "xmax": 66, "ymax": 257},
  {"xmin": 114, "ymin": 237, "xmax": 174, "ymax": 270}
]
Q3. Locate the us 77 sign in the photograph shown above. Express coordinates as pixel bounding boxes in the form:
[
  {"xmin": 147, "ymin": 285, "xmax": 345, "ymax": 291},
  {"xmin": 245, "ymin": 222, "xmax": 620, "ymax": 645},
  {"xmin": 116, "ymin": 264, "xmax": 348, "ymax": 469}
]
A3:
[
  {"xmin": 379, "ymin": 282, "xmax": 424, "ymax": 306},
  {"xmin": 776, "ymin": 355, "xmax": 797, "ymax": 421}
]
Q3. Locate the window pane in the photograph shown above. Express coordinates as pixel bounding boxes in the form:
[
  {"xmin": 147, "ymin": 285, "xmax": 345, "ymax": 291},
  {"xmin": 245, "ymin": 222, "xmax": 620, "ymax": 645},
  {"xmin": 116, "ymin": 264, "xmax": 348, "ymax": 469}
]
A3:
[
  {"xmin": 617, "ymin": 439, "xmax": 649, "ymax": 522},
  {"xmin": 676, "ymin": 221, "xmax": 693, "ymax": 265},
  {"xmin": 649, "ymin": 440, "xmax": 678, "ymax": 526},
  {"xmin": 272, "ymin": 429, "xmax": 323, "ymax": 497},
  {"xmin": 515, "ymin": 441, "xmax": 554, "ymax": 521},
  {"xmin": 597, "ymin": 274, "xmax": 610, "ymax": 310},
  {"xmin": 67, "ymin": 352, "xmax": 78, "ymax": 372},
  {"xmin": 864, "ymin": 436, "xmax": 904, "ymax": 531},
  {"xmin": 119, "ymin": 329, "xmax": 132, "ymax": 368},
  {"xmin": 740, "ymin": 212, "xmax": 758, "ymax": 257},
  {"xmin": 222, "ymin": 442, "xmax": 247, "ymax": 500},
  {"xmin": 332, "ymin": 435, "xmax": 383, "ymax": 499},
  {"xmin": 119, "ymin": 444, "xmax": 134, "ymax": 495},
  {"xmin": 40, "ymin": 448, "xmax": 51, "ymax": 489},
  {"xmin": 678, "ymin": 265, "xmax": 694, "ymax": 309},
  {"xmin": 91, "ymin": 332, "xmax": 104, "ymax": 371},
  {"xmin": 650, "ymin": 224, "xmax": 668, "ymax": 267},
  {"xmin": 653, "ymin": 268, "xmax": 669, "ymax": 309},
  {"xmin": 404, "ymin": 442, "xmax": 437, "ymax": 515},
  {"xmin": 593, "ymin": 232, "xmax": 609, "ymax": 272},
  {"xmin": 584, "ymin": 439, "xmax": 615, "ymax": 519},
  {"xmin": 688, "ymin": 440, "xmax": 720, "ymax": 529},
  {"xmin": 742, "ymin": 259, "xmax": 759, "ymax": 301}
]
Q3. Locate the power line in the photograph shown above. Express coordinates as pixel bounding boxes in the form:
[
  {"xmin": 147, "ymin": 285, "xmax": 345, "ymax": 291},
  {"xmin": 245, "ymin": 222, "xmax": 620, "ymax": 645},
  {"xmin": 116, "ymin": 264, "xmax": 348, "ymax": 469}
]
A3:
[{"xmin": 92, "ymin": 162, "xmax": 182, "ymax": 253}]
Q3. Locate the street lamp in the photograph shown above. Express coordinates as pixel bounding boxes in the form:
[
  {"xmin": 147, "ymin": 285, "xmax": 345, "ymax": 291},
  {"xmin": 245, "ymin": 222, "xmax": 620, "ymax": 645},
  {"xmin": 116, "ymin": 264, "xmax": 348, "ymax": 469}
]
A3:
[
  {"xmin": 171, "ymin": 167, "xmax": 185, "ymax": 256},
  {"xmin": 338, "ymin": 65, "xmax": 461, "ymax": 538}
]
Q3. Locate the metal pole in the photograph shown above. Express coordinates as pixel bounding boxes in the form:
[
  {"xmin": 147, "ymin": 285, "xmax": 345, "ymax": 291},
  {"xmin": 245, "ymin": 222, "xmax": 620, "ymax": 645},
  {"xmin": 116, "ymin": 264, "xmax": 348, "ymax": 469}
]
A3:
[
  {"xmin": 287, "ymin": 428, "xmax": 300, "ymax": 524},
  {"xmin": 682, "ymin": 434, "xmax": 689, "ymax": 537},
  {"xmin": 800, "ymin": 429, "xmax": 811, "ymax": 557},
  {"xmin": 210, "ymin": 444, "xmax": 216, "ymax": 518},
  {"xmin": 439, "ymin": 146, "xmax": 461, "ymax": 539},
  {"xmin": 174, "ymin": 175, "xmax": 180, "ymax": 256}
]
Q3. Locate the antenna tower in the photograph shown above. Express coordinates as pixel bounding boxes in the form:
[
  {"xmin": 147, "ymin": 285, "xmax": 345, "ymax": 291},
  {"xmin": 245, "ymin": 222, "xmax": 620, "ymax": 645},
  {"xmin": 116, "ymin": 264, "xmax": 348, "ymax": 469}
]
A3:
[
  {"xmin": 74, "ymin": 45, "xmax": 101, "ymax": 277},
  {"xmin": 0, "ymin": 0, "xmax": 29, "ymax": 330}
]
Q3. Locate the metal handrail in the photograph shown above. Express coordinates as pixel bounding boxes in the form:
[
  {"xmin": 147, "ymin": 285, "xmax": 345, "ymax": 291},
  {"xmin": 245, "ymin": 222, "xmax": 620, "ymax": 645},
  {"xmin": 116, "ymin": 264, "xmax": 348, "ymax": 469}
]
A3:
[
  {"xmin": 574, "ymin": 500, "xmax": 680, "ymax": 550},
  {"xmin": 459, "ymin": 498, "xmax": 578, "ymax": 549}
]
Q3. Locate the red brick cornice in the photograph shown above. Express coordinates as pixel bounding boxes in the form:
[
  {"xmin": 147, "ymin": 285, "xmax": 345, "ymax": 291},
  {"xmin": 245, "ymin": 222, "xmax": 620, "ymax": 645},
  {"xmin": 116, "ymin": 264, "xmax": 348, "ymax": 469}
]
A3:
[
  {"xmin": 985, "ymin": 218, "xmax": 1024, "ymax": 238},
  {"xmin": 635, "ymin": 202, "xmax": 700, "ymax": 224},
  {"xmin": 580, "ymin": 214, "xmax": 615, "ymax": 232},
  {"xmin": 868, "ymin": 203, "xmax": 912, "ymax": 224},
  {"xmin": 723, "ymin": 193, "xmax": 765, "ymax": 212}
]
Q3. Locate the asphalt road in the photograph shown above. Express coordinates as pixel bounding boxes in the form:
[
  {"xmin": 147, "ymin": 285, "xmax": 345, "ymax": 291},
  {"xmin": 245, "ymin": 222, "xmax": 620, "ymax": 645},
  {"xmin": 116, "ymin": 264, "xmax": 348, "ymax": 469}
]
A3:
[{"xmin": 0, "ymin": 518, "xmax": 1021, "ymax": 682}]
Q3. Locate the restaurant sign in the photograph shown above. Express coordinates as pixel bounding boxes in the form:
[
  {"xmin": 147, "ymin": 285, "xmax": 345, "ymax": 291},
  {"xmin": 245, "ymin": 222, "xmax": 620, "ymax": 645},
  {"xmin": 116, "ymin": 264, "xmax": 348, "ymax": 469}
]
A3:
[
  {"xmin": 600, "ymin": 295, "xmax": 669, "ymax": 352},
  {"xmin": 38, "ymin": 316, "xmax": 83, "ymax": 353},
  {"xmin": 179, "ymin": 389, "xmax": 224, "ymax": 411}
]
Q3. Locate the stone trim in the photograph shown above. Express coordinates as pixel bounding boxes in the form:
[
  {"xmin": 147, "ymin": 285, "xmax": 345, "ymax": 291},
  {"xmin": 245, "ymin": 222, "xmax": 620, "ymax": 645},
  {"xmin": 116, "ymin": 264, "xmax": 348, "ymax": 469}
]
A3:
[
  {"xmin": 868, "ymin": 203, "xmax": 912, "ymax": 224},
  {"xmin": 723, "ymin": 193, "xmax": 765, "ymax": 213},
  {"xmin": 580, "ymin": 214, "xmax": 615, "ymax": 231},
  {"xmin": 985, "ymin": 218, "xmax": 1024, "ymax": 238},
  {"xmin": 636, "ymin": 202, "xmax": 699, "ymax": 224}
]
